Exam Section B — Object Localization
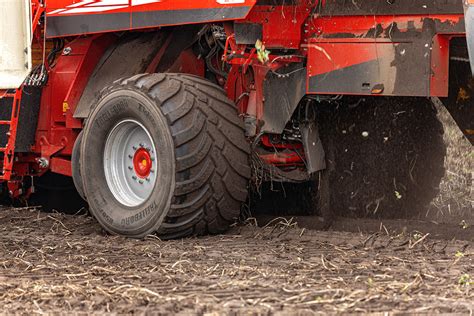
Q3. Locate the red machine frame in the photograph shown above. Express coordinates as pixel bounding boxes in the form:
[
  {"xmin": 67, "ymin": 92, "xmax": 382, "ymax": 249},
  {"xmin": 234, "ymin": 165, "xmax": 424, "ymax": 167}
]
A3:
[{"xmin": 0, "ymin": 0, "xmax": 468, "ymax": 198}]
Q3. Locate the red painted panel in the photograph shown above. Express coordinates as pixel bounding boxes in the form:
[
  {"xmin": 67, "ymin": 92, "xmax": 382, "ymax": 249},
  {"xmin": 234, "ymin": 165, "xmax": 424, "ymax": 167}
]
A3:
[
  {"xmin": 47, "ymin": 0, "xmax": 256, "ymax": 15},
  {"xmin": 307, "ymin": 39, "xmax": 394, "ymax": 77},
  {"xmin": 430, "ymin": 35, "xmax": 451, "ymax": 97},
  {"xmin": 51, "ymin": 157, "xmax": 72, "ymax": 177},
  {"xmin": 310, "ymin": 15, "xmax": 464, "ymax": 37},
  {"xmin": 241, "ymin": 5, "xmax": 310, "ymax": 49}
]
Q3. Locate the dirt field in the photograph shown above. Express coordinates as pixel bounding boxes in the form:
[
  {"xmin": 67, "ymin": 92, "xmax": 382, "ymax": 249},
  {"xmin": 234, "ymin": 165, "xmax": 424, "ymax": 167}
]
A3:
[
  {"xmin": 428, "ymin": 101, "xmax": 473, "ymax": 224},
  {"xmin": 0, "ymin": 207, "xmax": 472, "ymax": 314}
]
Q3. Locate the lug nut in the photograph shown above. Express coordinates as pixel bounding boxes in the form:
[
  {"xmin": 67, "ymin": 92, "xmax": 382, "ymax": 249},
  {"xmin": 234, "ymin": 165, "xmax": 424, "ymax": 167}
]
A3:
[
  {"xmin": 132, "ymin": 176, "xmax": 137, "ymax": 180},
  {"xmin": 128, "ymin": 166, "xmax": 133, "ymax": 170},
  {"xmin": 132, "ymin": 146, "xmax": 137, "ymax": 150},
  {"xmin": 128, "ymin": 154, "xmax": 133, "ymax": 159}
]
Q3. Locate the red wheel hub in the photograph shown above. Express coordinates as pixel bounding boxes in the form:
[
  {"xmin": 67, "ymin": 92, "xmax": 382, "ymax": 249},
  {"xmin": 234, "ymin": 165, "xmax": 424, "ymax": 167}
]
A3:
[{"xmin": 133, "ymin": 148, "xmax": 152, "ymax": 178}]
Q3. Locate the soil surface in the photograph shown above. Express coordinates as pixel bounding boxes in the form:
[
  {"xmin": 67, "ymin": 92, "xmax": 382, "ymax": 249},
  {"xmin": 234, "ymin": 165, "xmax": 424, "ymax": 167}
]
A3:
[{"xmin": 0, "ymin": 207, "xmax": 472, "ymax": 314}]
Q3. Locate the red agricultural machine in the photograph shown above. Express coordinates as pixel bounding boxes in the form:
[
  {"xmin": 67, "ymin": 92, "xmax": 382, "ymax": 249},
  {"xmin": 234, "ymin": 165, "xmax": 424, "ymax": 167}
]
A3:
[{"xmin": 0, "ymin": 0, "xmax": 472, "ymax": 238}]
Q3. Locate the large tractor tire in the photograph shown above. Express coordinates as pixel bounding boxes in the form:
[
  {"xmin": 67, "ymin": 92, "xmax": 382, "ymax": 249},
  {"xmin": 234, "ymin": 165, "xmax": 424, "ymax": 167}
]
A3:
[
  {"xmin": 320, "ymin": 97, "xmax": 446, "ymax": 219},
  {"xmin": 79, "ymin": 73, "xmax": 250, "ymax": 238}
]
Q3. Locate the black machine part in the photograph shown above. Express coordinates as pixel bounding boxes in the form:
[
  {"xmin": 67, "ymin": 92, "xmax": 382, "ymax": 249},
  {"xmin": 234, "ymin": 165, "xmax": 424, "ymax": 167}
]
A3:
[
  {"xmin": 301, "ymin": 121, "xmax": 326, "ymax": 175},
  {"xmin": 0, "ymin": 87, "xmax": 42, "ymax": 153}
]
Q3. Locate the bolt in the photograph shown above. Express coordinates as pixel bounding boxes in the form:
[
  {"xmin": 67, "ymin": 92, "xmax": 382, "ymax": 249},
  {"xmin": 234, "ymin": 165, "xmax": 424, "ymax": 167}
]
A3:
[
  {"xmin": 38, "ymin": 157, "xmax": 49, "ymax": 168},
  {"xmin": 150, "ymin": 157, "xmax": 155, "ymax": 162},
  {"xmin": 128, "ymin": 154, "xmax": 133, "ymax": 159},
  {"xmin": 139, "ymin": 180, "xmax": 144, "ymax": 184},
  {"xmin": 132, "ymin": 176, "xmax": 137, "ymax": 180},
  {"xmin": 128, "ymin": 166, "xmax": 133, "ymax": 170},
  {"xmin": 140, "ymin": 143, "xmax": 144, "ymax": 147},
  {"xmin": 150, "ymin": 169, "xmax": 155, "ymax": 173},
  {"xmin": 63, "ymin": 47, "xmax": 72, "ymax": 55},
  {"xmin": 146, "ymin": 178, "xmax": 150, "ymax": 182},
  {"xmin": 132, "ymin": 146, "xmax": 137, "ymax": 150}
]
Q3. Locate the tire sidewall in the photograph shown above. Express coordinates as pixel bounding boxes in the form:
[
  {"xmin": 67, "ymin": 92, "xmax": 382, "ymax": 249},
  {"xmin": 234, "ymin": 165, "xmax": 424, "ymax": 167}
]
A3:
[
  {"xmin": 80, "ymin": 88, "xmax": 175, "ymax": 237},
  {"xmin": 71, "ymin": 131, "xmax": 86, "ymax": 201}
]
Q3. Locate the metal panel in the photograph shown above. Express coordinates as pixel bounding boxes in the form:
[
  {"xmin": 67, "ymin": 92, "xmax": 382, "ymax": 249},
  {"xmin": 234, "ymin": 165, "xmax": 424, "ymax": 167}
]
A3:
[
  {"xmin": 0, "ymin": 0, "xmax": 32, "ymax": 89},
  {"xmin": 46, "ymin": 0, "xmax": 255, "ymax": 37},
  {"xmin": 306, "ymin": 39, "xmax": 433, "ymax": 96}
]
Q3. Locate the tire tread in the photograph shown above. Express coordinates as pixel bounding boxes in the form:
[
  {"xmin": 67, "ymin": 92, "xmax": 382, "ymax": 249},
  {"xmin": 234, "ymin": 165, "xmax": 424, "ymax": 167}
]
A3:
[{"xmin": 116, "ymin": 73, "xmax": 250, "ymax": 238}]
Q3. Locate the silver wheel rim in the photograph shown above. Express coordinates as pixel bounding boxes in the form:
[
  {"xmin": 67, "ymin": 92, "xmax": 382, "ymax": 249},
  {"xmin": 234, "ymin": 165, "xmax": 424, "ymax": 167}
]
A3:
[{"xmin": 104, "ymin": 119, "xmax": 157, "ymax": 207}]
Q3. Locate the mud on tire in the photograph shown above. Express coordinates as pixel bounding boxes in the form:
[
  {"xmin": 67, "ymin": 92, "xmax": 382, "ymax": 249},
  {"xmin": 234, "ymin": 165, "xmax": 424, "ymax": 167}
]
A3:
[{"xmin": 80, "ymin": 73, "xmax": 250, "ymax": 238}]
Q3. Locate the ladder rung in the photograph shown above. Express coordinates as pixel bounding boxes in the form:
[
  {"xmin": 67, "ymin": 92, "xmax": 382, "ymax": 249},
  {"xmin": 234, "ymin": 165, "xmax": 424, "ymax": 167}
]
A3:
[{"xmin": 0, "ymin": 87, "xmax": 21, "ymax": 181}]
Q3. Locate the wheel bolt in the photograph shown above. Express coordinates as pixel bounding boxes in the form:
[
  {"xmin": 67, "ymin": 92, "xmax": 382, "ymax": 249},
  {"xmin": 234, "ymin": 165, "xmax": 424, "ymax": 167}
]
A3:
[
  {"xmin": 140, "ymin": 143, "xmax": 144, "ymax": 147},
  {"xmin": 150, "ymin": 169, "xmax": 155, "ymax": 173},
  {"xmin": 150, "ymin": 157, "xmax": 155, "ymax": 162},
  {"xmin": 132, "ymin": 176, "xmax": 137, "ymax": 180},
  {"xmin": 128, "ymin": 154, "xmax": 133, "ymax": 159},
  {"xmin": 139, "ymin": 180, "xmax": 144, "ymax": 184},
  {"xmin": 128, "ymin": 166, "xmax": 133, "ymax": 170},
  {"xmin": 146, "ymin": 178, "xmax": 150, "ymax": 182},
  {"xmin": 132, "ymin": 146, "xmax": 137, "ymax": 150}
]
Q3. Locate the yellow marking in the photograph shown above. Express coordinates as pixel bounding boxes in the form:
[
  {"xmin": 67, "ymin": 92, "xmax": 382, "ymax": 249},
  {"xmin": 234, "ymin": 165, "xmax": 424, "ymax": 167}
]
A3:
[
  {"xmin": 62, "ymin": 102, "xmax": 70, "ymax": 113},
  {"xmin": 456, "ymin": 87, "xmax": 470, "ymax": 104}
]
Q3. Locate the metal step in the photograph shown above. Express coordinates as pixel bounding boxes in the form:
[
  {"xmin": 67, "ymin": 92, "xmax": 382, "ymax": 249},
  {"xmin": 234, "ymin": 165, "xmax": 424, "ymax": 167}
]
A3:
[{"xmin": 0, "ymin": 89, "xmax": 22, "ymax": 180}]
